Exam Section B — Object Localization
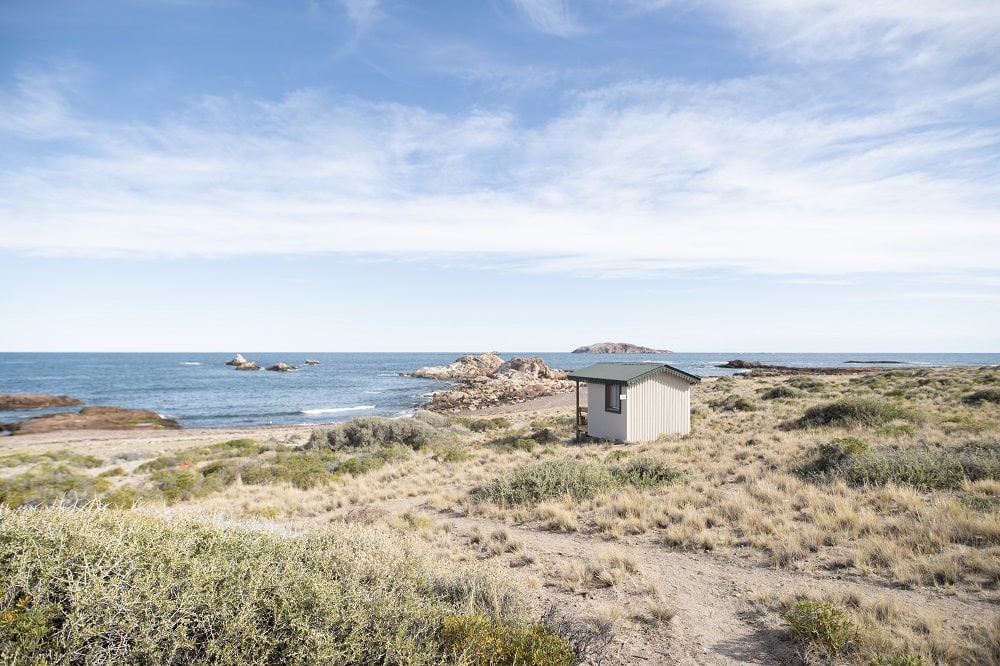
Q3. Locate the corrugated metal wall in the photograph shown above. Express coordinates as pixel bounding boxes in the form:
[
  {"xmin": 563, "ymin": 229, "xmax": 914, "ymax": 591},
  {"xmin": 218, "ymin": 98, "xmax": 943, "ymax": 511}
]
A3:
[
  {"xmin": 625, "ymin": 374, "xmax": 692, "ymax": 442},
  {"xmin": 584, "ymin": 373, "xmax": 692, "ymax": 443}
]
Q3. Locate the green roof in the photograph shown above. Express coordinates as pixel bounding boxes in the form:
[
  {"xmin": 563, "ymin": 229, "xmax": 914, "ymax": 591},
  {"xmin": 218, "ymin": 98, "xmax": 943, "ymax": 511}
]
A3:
[{"xmin": 567, "ymin": 362, "xmax": 701, "ymax": 386}]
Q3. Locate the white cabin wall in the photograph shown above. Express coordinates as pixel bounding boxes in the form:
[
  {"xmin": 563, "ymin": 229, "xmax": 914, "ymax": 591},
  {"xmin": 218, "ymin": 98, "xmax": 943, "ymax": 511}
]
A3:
[{"xmin": 585, "ymin": 383, "xmax": 627, "ymax": 441}]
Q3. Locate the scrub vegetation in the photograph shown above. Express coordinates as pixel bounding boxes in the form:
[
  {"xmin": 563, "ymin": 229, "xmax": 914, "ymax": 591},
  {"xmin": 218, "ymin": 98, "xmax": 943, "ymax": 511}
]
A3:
[{"xmin": 2, "ymin": 365, "xmax": 999, "ymax": 664}]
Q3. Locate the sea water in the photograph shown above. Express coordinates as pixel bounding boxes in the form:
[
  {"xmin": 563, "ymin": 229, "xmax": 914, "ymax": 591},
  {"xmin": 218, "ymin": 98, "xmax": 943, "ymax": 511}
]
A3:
[{"xmin": 1, "ymin": 352, "xmax": 997, "ymax": 429}]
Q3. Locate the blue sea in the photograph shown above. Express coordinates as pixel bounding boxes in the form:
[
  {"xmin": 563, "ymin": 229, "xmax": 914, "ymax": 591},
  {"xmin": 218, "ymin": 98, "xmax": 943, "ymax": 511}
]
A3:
[{"xmin": 1, "ymin": 352, "xmax": 997, "ymax": 430}]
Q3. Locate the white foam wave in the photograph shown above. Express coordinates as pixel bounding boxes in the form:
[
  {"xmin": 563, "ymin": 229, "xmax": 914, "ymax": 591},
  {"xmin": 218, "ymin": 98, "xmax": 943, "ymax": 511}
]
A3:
[
  {"xmin": 301, "ymin": 405, "xmax": 376, "ymax": 415},
  {"xmin": 180, "ymin": 362, "xmax": 201, "ymax": 365}
]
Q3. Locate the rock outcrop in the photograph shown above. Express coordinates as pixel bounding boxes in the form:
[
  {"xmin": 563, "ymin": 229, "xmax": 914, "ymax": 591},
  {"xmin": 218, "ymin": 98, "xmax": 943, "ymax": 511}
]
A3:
[
  {"xmin": 2, "ymin": 406, "xmax": 181, "ymax": 435},
  {"xmin": 407, "ymin": 352, "xmax": 505, "ymax": 380},
  {"xmin": 304, "ymin": 359, "xmax": 321, "ymax": 365},
  {"xmin": 226, "ymin": 355, "xmax": 261, "ymax": 370},
  {"xmin": 717, "ymin": 360, "xmax": 886, "ymax": 376},
  {"xmin": 0, "ymin": 394, "xmax": 84, "ymax": 411},
  {"xmin": 266, "ymin": 363, "xmax": 297, "ymax": 372},
  {"xmin": 412, "ymin": 353, "xmax": 574, "ymax": 413},
  {"xmin": 572, "ymin": 342, "xmax": 672, "ymax": 354}
]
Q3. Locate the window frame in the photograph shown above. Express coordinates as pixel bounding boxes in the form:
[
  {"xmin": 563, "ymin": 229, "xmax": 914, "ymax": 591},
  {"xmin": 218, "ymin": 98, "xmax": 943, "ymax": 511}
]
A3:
[{"xmin": 605, "ymin": 383, "xmax": 622, "ymax": 413}]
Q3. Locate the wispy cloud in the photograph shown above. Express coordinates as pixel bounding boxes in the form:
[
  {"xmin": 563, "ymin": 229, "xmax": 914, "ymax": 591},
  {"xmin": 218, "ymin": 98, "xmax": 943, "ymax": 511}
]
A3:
[
  {"xmin": 510, "ymin": 0, "xmax": 583, "ymax": 36},
  {"xmin": 2, "ymin": 66, "xmax": 996, "ymax": 276}
]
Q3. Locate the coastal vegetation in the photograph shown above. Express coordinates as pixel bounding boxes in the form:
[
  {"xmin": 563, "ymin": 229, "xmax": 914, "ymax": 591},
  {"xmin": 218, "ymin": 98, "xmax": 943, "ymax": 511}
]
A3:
[{"xmin": 1, "ymin": 365, "xmax": 998, "ymax": 663}]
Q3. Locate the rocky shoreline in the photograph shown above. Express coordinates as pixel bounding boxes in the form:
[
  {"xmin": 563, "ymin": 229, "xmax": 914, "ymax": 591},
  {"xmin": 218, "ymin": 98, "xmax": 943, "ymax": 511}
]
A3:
[
  {"xmin": 2, "ymin": 405, "xmax": 180, "ymax": 436},
  {"xmin": 718, "ymin": 360, "xmax": 893, "ymax": 376},
  {"xmin": 405, "ymin": 353, "xmax": 575, "ymax": 413},
  {"xmin": 572, "ymin": 342, "xmax": 672, "ymax": 354}
]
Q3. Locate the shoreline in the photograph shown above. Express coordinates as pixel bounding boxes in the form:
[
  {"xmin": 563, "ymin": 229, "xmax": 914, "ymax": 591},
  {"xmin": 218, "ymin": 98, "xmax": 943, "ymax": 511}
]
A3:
[{"xmin": 0, "ymin": 391, "xmax": 586, "ymax": 453}]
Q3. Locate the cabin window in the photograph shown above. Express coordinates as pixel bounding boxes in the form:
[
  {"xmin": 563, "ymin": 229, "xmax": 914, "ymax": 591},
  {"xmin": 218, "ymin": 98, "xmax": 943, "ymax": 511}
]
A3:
[{"xmin": 605, "ymin": 383, "xmax": 622, "ymax": 413}]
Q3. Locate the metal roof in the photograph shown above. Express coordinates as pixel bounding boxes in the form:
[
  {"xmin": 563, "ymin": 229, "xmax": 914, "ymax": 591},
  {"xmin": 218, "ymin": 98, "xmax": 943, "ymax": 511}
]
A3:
[{"xmin": 567, "ymin": 362, "xmax": 701, "ymax": 385}]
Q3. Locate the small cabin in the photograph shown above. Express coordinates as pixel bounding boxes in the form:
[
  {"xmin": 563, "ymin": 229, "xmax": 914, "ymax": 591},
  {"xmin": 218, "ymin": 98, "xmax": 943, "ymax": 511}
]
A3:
[{"xmin": 568, "ymin": 363, "xmax": 701, "ymax": 443}]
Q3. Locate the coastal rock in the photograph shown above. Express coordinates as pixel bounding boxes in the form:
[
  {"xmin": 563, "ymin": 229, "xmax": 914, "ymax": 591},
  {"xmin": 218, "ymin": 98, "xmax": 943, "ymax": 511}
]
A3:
[
  {"xmin": 0, "ymin": 394, "xmax": 84, "ymax": 411},
  {"xmin": 3, "ymin": 406, "xmax": 181, "ymax": 435},
  {"xmin": 572, "ymin": 342, "xmax": 673, "ymax": 354},
  {"xmin": 410, "ymin": 354, "xmax": 573, "ymax": 413},
  {"xmin": 717, "ymin": 360, "xmax": 888, "ymax": 376},
  {"xmin": 266, "ymin": 363, "xmax": 297, "ymax": 372},
  {"xmin": 305, "ymin": 359, "xmax": 320, "ymax": 365},
  {"xmin": 235, "ymin": 362, "xmax": 261, "ymax": 371},
  {"xmin": 494, "ymin": 357, "xmax": 568, "ymax": 380},
  {"xmin": 407, "ymin": 352, "xmax": 504, "ymax": 380},
  {"xmin": 226, "ymin": 354, "xmax": 249, "ymax": 366}
]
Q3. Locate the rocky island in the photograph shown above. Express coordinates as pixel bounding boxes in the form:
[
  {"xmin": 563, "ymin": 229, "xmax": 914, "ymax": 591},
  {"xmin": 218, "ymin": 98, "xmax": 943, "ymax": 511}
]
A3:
[
  {"xmin": 572, "ymin": 342, "xmax": 673, "ymax": 354},
  {"xmin": 406, "ymin": 353, "xmax": 573, "ymax": 412}
]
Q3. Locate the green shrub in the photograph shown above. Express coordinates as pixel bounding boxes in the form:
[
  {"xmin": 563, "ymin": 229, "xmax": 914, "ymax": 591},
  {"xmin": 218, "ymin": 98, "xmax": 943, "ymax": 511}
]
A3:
[
  {"xmin": 800, "ymin": 440, "xmax": 1000, "ymax": 491},
  {"xmin": 0, "ymin": 450, "xmax": 104, "ymax": 469},
  {"xmin": 782, "ymin": 599, "xmax": 855, "ymax": 656},
  {"xmin": 337, "ymin": 456, "xmax": 384, "ymax": 476},
  {"xmin": 0, "ymin": 465, "xmax": 111, "ymax": 508},
  {"xmin": 318, "ymin": 416, "xmax": 438, "ymax": 450},
  {"xmin": 964, "ymin": 388, "xmax": 1000, "ymax": 405},
  {"xmin": 796, "ymin": 398, "xmax": 915, "ymax": 429},
  {"xmin": 432, "ymin": 445, "xmax": 474, "ymax": 463},
  {"xmin": 136, "ymin": 439, "xmax": 262, "ymax": 473},
  {"xmin": 0, "ymin": 505, "xmax": 542, "ymax": 665},
  {"xmin": 464, "ymin": 417, "xmax": 512, "ymax": 432},
  {"xmin": 610, "ymin": 456, "xmax": 683, "ymax": 489},
  {"xmin": 441, "ymin": 615, "xmax": 574, "ymax": 666},
  {"xmin": 941, "ymin": 414, "xmax": 997, "ymax": 433},
  {"xmin": 786, "ymin": 377, "xmax": 826, "ymax": 392},
  {"xmin": 709, "ymin": 395, "xmax": 757, "ymax": 412},
  {"xmin": 238, "ymin": 451, "xmax": 338, "ymax": 490},
  {"xmin": 760, "ymin": 385, "xmax": 800, "ymax": 400},
  {"xmin": 474, "ymin": 460, "xmax": 614, "ymax": 507}
]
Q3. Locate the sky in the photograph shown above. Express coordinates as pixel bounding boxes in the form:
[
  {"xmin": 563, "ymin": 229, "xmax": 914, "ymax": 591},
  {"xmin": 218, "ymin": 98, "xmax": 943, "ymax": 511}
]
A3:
[{"xmin": 1, "ymin": 0, "xmax": 998, "ymax": 352}]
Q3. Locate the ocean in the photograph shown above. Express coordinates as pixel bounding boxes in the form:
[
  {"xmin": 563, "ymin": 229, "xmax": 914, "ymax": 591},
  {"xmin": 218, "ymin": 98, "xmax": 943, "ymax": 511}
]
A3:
[{"xmin": 2, "ymin": 352, "xmax": 998, "ymax": 430}]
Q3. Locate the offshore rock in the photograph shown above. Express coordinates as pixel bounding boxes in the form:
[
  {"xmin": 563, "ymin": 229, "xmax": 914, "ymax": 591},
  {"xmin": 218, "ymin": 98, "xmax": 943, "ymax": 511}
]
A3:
[
  {"xmin": 0, "ymin": 394, "xmax": 84, "ymax": 411},
  {"xmin": 226, "ymin": 354, "xmax": 249, "ymax": 366},
  {"xmin": 235, "ymin": 362, "xmax": 261, "ymax": 371},
  {"xmin": 266, "ymin": 363, "xmax": 297, "ymax": 372},
  {"xmin": 572, "ymin": 342, "xmax": 672, "ymax": 354}
]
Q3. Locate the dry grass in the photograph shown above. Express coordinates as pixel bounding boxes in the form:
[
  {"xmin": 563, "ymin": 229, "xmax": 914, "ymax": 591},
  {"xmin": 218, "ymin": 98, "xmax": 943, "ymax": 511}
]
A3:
[{"xmin": 4, "ymin": 365, "xmax": 999, "ymax": 664}]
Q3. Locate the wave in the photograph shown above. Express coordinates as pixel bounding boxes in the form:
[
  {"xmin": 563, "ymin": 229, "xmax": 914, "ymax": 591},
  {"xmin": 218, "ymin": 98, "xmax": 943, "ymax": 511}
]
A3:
[
  {"xmin": 301, "ymin": 405, "xmax": 376, "ymax": 415},
  {"xmin": 180, "ymin": 362, "xmax": 201, "ymax": 365}
]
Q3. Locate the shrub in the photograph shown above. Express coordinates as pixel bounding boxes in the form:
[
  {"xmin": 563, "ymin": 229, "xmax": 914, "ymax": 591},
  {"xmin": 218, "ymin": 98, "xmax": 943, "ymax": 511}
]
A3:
[
  {"xmin": 474, "ymin": 460, "xmax": 615, "ymax": 507},
  {"xmin": 870, "ymin": 654, "xmax": 927, "ymax": 666},
  {"xmin": 709, "ymin": 395, "xmax": 757, "ymax": 412},
  {"xmin": 319, "ymin": 416, "xmax": 437, "ymax": 450},
  {"xmin": 464, "ymin": 417, "xmax": 512, "ymax": 432},
  {"xmin": 965, "ymin": 388, "xmax": 1000, "ymax": 405},
  {"xmin": 786, "ymin": 377, "xmax": 825, "ymax": 392},
  {"xmin": 760, "ymin": 385, "xmax": 800, "ymax": 400},
  {"xmin": 136, "ymin": 439, "xmax": 262, "ymax": 473},
  {"xmin": 795, "ymin": 398, "xmax": 914, "ymax": 429},
  {"xmin": 610, "ymin": 456, "xmax": 684, "ymax": 489},
  {"xmin": 432, "ymin": 444, "xmax": 474, "ymax": 463},
  {"xmin": 782, "ymin": 599, "xmax": 854, "ymax": 656},
  {"xmin": 238, "ymin": 451, "xmax": 338, "ymax": 490},
  {"xmin": 0, "ymin": 450, "xmax": 104, "ymax": 469},
  {"xmin": 800, "ymin": 440, "xmax": 1000, "ymax": 491},
  {"xmin": 337, "ymin": 456, "xmax": 384, "ymax": 476},
  {"xmin": 441, "ymin": 615, "xmax": 574, "ymax": 665},
  {"xmin": 0, "ymin": 465, "xmax": 112, "ymax": 508},
  {"xmin": 0, "ymin": 505, "xmax": 543, "ymax": 665}
]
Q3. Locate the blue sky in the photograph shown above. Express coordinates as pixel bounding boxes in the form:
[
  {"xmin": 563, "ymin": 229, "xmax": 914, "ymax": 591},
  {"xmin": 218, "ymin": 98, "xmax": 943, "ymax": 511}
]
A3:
[{"xmin": 1, "ymin": 0, "xmax": 998, "ymax": 352}]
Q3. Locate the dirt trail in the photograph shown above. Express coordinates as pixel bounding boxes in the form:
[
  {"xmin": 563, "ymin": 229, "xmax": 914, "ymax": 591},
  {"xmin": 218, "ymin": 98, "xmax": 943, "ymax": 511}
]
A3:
[{"xmin": 411, "ymin": 505, "xmax": 992, "ymax": 666}]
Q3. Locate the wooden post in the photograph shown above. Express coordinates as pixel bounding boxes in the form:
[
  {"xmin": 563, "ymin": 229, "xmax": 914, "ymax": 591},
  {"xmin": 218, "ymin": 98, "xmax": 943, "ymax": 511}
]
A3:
[{"xmin": 575, "ymin": 380, "xmax": 580, "ymax": 443}]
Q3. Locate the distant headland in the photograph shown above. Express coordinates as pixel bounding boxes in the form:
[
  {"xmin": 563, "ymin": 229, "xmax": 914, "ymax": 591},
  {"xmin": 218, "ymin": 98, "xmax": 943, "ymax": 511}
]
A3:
[{"xmin": 571, "ymin": 342, "xmax": 673, "ymax": 354}]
